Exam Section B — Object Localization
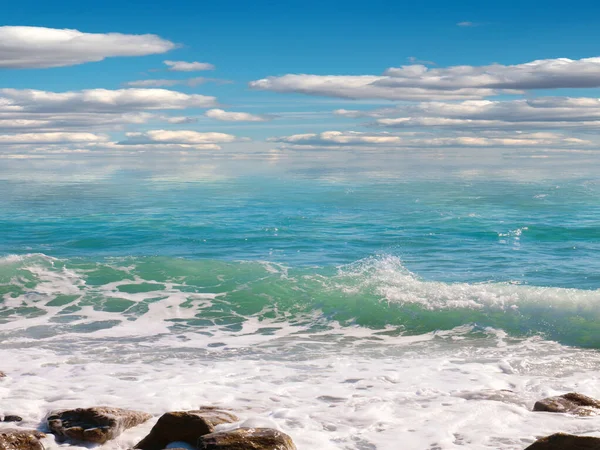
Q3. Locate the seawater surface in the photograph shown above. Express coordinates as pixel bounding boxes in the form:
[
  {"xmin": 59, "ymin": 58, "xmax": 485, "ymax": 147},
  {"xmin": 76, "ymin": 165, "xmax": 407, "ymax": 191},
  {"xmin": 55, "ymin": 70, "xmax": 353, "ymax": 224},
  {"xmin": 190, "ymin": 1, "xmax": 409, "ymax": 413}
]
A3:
[{"xmin": 1, "ymin": 155, "xmax": 599, "ymax": 449}]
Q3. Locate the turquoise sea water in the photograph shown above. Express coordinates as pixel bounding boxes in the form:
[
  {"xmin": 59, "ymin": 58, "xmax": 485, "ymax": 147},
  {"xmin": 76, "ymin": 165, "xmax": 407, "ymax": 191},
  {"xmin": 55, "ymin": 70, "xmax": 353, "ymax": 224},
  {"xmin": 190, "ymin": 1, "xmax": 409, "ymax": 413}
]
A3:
[{"xmin": 2, "ymin": 161, "xmax": 599, "ymax": 348}]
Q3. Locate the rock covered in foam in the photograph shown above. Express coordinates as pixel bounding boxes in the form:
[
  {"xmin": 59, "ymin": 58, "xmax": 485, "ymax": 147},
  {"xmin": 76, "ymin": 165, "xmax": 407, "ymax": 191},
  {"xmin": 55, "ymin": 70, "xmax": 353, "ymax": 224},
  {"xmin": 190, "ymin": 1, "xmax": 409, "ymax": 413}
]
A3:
[
  {"xmin": 0, "ymin": 373, "xmax": 22, "ymax": 424},
  {"xmin": 134, "ymin": 408, "xmax": 239, "ymax": 450},
  {"xmin": 525, "ymin": 433, "xmax": 600, "ymax": 449},
  {"xmin": 533, "ymin": 393, "xmax": 600, "ymax": 416},
  {"xmin": 197, "ymin": 428, "xmax": 296, "ymax": 450},
  {"xmin": 46, "ymin": 407, "xmax": 151, "ymax": 444},
  {"xmin": 1, "ymin": 416, "xmax": 23, "ymax": 423},
  {"xmin": 0, "ymin": 429, "xmax": 45, "ymax": 450}
]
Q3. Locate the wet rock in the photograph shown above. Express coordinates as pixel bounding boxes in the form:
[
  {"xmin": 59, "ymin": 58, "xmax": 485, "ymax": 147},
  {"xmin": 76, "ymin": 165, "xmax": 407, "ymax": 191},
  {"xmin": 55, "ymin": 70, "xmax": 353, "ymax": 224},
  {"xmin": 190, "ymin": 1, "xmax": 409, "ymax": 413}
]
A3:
[
  {"xmin": 197, "ymin": 428, "xmax": 296, "ymax": 450},
  {"xmin": 47, "ymin": 407, "xmax": 152, "ymax": 444},
  {"xmin": 525, "ymin": 433, "xmax": 600, "ymax": 449},
  {"xmin": 533, "ymin": 393, "xmax": 600, "ymax": 416},
  {"xmin": 135, "ymin": 408, "xmax": 238, "ymax": 450},
  {"xmin": 0, "ymin": 429, "xmax": 45, "ymax": 450},
  {"xmin": 2, "ymin": 416, "xmax": 23, "ymax": 423},
  {"xmin": 0, "ymin": 372, "xmax": 5, "ymax": 378}
]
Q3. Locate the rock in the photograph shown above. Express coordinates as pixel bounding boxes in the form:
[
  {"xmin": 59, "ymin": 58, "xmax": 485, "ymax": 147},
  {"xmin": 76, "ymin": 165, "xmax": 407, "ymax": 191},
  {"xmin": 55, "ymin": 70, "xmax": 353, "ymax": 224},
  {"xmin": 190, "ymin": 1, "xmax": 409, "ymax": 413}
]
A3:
[
  {"xmin": 533, "ymin": 393, "xmax": 600, "ymax": 416},
  {"xmin": 197, "ymin": 428, "xmax": 296, "ymax": 450},
  {"xmin": 0, "ymin": 372, "xmax": 5, "ymax": 378},
  {"xmin": 2, "ymin": 416, "xmax": 23, "ymax": 423},
  {"xmin": 135, "ymin": 408, "xmax": 238, "ymax": 450},
  {"xmin": 0, "ymin": 429, "xmax": 45, "ymax": 450},
  {"xmin": 46, "ymin": 407, "xmax": 152, "ymax": 444},
  {"xmin": 525, "ymin": 433, "xmax": 600, "ymax": 449}
]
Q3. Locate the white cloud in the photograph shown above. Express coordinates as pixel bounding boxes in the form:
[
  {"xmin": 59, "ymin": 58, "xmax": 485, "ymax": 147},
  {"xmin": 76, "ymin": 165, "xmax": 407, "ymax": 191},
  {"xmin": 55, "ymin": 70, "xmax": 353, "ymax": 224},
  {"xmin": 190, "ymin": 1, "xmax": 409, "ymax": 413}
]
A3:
[
  {"xmin": 0, "ymin": 132, "xmax": 108, "ymax": 144},
  {"xmin": 381, "ymin": 58, "xmax": 600, "ymax": 90},
  {"xmin": 0, "ymin": 88, "xmax": 217, "ymax": 113},
  {"xmin": 0, "ymin": 119, "xmax": 55, "ymax": 130},
  {"xmin": 0, "ymin": 88, "xmax": 224, "ymax": 135},
  {"xmin": 118, "ymin": 129, "xmax": 238, "ymax": 149},
  {"xmin": 0, "ymin": 129, "xmax": 241, "ymax": 154},
  {"xmin": 125, "ymin": 79, "xmax": 180, "ymax": 88},
  {"xmin": 415, "ymin": 133, "xmax": 592, "ymax": 147},
  {"xmin": 161, "ymin": 116, "xmax": 198, "ymax": 124},
  {"xmin": 339, "ymin": 98, "xmax": 600, "ymax": 131},
  {"xmin": 457, "ymin": 21, "xmax": 478, "ymax": 27},
  {"xmin": 250, "ymin": 74, "xmax": 495, "ymax": 101},
  {"xmin": 407, "ymin": 56, "xmax": 436, "ymax": 65},
  {"xmin": 0, "ymin": 83, "xmax": 253, "ymax": 154},
  {"xmin": 0, "ymin": 112, "xmax": 155, "ymax": 133},
  {"xmin": 124, "ymin": 77, "xmax": 230, "ymax": 88},
  {"xmin": 269, "ymin": 130, "xmax": 592, "ymax": 151},
  {"xmin": 269, "ymin": 131, "xmax": 404, "ymax": 148},
  {"xmin": 0, "ymin": 26, "xmax": 176, "ymax": 69},
  {"xmin": 164, "ymin": 60, "xmax": 215, "ymax": 71},
  {"xmin": 333, "ymin": 109, "xmax": 384, "ymax": 118},
  {"xmin": 205, "ymin": 109, "xmax": 272, "ymax": 122},
  {"xmin": 250, "ymin": 56, "xmax": 600, "ymax": 101}
]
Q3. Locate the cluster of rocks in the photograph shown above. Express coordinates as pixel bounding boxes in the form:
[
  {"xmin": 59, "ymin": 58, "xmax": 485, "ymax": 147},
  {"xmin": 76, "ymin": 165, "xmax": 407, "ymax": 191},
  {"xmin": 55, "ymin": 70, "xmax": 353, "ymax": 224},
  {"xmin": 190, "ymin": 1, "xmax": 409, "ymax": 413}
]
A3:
[
  {"xmin": 525, "ymin": 393, "xmax": 600, "ymax": 449},
  {"xmin": 0, "ymin": 404, "xmax": 295, "ymax": 450},
  {"xmin": 2, "ymin": 368, "xmax": 600, "ymax": 449}
]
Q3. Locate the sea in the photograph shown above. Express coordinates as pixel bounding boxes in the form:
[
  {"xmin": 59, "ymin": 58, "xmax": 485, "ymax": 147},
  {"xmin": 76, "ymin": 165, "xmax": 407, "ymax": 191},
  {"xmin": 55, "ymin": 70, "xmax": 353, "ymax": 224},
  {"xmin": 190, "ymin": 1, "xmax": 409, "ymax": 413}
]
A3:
[{"xmin": 1, "ymin": 150, "xmax": 599, "ymax": 449}]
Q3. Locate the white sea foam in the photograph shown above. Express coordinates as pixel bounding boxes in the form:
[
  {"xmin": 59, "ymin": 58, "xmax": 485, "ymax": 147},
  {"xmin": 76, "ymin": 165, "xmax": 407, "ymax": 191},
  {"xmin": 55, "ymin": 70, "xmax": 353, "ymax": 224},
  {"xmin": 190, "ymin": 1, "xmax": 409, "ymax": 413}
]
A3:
[
  {"xmin": 1, "ymin": 254, "xmax": 600, "ymax": 449},
  {"xmin": 1, "ymin": 336, "xmax": 600, "ymax": 450}
]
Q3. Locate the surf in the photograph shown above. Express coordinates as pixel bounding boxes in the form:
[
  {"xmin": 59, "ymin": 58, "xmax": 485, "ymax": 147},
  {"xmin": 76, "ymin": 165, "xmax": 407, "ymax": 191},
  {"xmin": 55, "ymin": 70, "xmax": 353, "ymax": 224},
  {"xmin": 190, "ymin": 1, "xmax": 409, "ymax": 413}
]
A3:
[{"xmin": 2, "ymin": 253, "xmax": 598, "ymax": 349}]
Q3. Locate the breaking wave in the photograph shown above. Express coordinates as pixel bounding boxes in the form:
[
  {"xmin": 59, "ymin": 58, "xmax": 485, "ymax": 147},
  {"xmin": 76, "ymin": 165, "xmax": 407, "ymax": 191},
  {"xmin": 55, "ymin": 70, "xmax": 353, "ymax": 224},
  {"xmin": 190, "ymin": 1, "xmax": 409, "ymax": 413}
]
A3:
[{"xmin": 1, "ymin": 253, "xmax": 599, "ymax": 348}]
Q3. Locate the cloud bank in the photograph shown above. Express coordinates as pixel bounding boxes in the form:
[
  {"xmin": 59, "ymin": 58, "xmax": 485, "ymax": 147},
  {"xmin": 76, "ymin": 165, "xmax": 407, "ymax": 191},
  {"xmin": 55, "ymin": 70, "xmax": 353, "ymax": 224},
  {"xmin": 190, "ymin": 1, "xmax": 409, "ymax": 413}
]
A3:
[
  {"xmin": 269, "ymin": 130, "xmax": 591, "ymax": 151},
  {"xmin": 0, "ymin": 88, "xmax": 217, "ymax": 113},
  {"xmin": 118, "ymin": 130, "xmax": 238, "ymax": 150},
  {"xmin": 250, "ymin": 56, "xmax": 600, "ymax": 101},
  {"xmin": 336, "ymin": 98, "xmax": 600, "ymax": 130}
]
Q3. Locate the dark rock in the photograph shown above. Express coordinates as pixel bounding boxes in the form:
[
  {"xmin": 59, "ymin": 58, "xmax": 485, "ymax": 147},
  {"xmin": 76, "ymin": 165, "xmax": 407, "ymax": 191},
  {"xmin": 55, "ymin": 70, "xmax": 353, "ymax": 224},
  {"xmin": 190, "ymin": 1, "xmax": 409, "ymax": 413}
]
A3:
[
  {"xmin": 533, "ymin": 393, "xmax": 600, "ymax": 416},
  {"xmin": 198, "ymin": 428, "xmax": 296, "ymax": 450},
  {"xmin": 525, "ymin": 433, "xmax": 600, "ymax": 449},
  {"xmin": 47, "ymin": 407, "xmax": 152, "ymax": 444},
  {"xmin": 2, "ymin": 416, "xmax": 23, "ymax": 423},
  {"xmin": 0, "ymin": 372, "xmax": 5, "ymax": 378},
  {"xmin": 135, "ymin": 408, "xmax": 238, "ymax": 450},
  {"xmin": 0, "ymin": 429, "xmax": 45, "ymax": 450}
]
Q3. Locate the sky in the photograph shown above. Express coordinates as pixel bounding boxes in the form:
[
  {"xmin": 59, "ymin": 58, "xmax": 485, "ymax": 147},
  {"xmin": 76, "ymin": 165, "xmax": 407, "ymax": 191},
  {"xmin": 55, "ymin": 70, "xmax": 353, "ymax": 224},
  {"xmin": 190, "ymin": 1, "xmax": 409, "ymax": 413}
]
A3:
[{"xmin": 1, "ymin": 0, "xmax": 600, "ymax": 169}]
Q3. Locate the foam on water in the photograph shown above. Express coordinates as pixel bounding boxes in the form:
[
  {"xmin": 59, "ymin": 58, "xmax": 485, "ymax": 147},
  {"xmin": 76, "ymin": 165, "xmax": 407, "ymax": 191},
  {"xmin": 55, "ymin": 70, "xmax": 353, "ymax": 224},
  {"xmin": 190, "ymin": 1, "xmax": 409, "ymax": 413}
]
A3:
[
  {"xmin": 1, "ymin": 328, "xmax": 600, "ymax": 450},
  {"xmin": 1, "ymin": 253, "xmax": 600, "ymax": 449},
  {"xmin": 1, "ymin": 254, "xmax": 599, "ymax": 348}
]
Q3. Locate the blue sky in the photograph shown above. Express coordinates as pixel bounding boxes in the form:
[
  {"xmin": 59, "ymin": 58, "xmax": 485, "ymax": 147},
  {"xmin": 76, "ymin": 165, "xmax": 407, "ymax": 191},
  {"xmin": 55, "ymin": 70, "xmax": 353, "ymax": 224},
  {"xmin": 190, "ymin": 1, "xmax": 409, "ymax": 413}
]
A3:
[{"xmin": 2, "ymin": 0, "xmax": 600, "ymax": 159}]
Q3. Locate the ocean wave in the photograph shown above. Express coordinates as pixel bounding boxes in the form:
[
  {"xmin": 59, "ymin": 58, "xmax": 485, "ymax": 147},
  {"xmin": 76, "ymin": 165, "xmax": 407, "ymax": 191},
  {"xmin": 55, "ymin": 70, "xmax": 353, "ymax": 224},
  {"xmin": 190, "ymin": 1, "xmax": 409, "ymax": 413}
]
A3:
[{"xmin": 0, "ymin": 253, "xmax": 599, "ymax": 348}]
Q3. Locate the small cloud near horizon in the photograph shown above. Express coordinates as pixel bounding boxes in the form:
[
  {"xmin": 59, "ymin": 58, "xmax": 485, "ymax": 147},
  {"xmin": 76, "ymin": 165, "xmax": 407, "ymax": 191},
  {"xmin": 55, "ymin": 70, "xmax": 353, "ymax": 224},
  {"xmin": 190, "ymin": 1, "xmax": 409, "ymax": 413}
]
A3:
[
  {"xmin": 124, "ymin": 77, "xmax": 232, "ymax": 88},
  {"xmin": 407, "ymin": 56, "xmax": 436, "ymax": 65},
  {"xmin": 164, "ymin": 60, "xmax": 215, "ymax": 71}
]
